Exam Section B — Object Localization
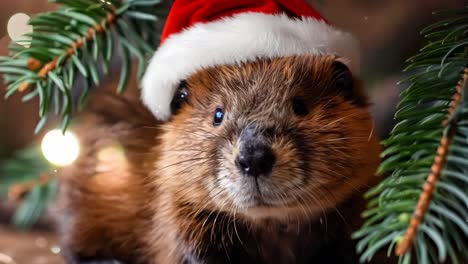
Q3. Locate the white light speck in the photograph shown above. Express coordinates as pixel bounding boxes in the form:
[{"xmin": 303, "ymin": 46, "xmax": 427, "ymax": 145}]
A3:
[
  {"xmin": 41, "ymin": 129, "xmax": 80, "ymax": 166},
  {"xmin": 50, "ymin": 246, "xmax": 61, "ymax": 254}
]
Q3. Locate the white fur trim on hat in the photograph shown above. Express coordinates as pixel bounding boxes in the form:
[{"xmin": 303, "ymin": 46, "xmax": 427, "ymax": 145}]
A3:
[{"xmin": 141, "ymin": 12, "xmax": 360, "ymax": 121}]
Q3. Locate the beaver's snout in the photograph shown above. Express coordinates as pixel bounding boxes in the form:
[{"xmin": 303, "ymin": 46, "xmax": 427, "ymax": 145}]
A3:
[{"xmin": 235, "ymin": 126, "xmax": 276, "ymax": 178}]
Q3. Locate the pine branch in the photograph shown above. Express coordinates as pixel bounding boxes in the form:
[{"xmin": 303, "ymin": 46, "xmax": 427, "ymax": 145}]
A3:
[
  {"xmin": 354, "ymin": 6, "xmax": 468, "ymax": 264},
  {"xmin": 0, "ymin": 0, "xmax": 166, "ymax": 132},
  {"xmin": 396, "ymin": 69, "xmax": 466, "ymax": 257},
  {"xmin": 0, "ymin": 147, "xmax": 53, "ymax": 228}
]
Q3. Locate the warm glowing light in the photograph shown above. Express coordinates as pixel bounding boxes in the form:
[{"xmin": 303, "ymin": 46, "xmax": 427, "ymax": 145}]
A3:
[
  {"xmin": 7, "ymin": 13, "xmax": 32, "ymax": 46},
  {"xmin": 41, "ymin": 129, "xmax": 80, "ymax": 166},
  {"xmin": 96, "ymin": 143, "xmax": 127, "ymax": 172}
]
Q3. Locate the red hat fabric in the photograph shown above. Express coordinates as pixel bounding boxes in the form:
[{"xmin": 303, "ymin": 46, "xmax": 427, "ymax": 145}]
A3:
[
  {"xmin": 142, "ymin": 0, "xmax": 359, "ymax": 121},
  {"xmin": 161, "ymin": 0, "xmax": 327, "ymax": 43}
]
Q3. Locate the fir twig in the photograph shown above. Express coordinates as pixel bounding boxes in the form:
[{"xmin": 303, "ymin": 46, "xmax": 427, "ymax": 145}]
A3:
[
  {"xmin": 354, "ymin": 6, "xmax": 468, "ymax": 264},
  {"xmin": 0, "ymin": 0, "xmax": 165, "ymax": 132},
  {"xmin": 0, "ymin": 147, "xmax": 53, "ymax": 229},
  {"xmin": 395, "ymin": 69, "xmax": 466, "ymax": 256},
  {"xmin": 8, "ymin": 173, "xmax": 52, "ymax": 201},
  {"xmin": 18, "ymin": 7, "xmax": 118, "ymax": 92}
]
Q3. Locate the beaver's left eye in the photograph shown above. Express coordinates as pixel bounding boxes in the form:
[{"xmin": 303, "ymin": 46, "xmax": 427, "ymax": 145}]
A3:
[
  {"xmin": 213, "ymin": 107, "xmax": 224, "ymax": 126},
  {"xmin": 292, "ymin": 97, "xmax": 309, "ymax": 116}
]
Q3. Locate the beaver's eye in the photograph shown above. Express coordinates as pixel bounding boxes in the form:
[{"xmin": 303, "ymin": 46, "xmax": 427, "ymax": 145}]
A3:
[
  {"xmin": 292, "ymin": 98, "xmax": 309, "ymax": 116},
  {"xmin": 170, "ymin": 80, "xmax": 188, "ymax": 114},
  {"xmin": 213, "ymin": 107, "xmax": 224, "ymax": 126}
]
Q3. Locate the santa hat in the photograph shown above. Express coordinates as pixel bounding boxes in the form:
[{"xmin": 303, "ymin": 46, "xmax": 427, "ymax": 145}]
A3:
[{"xmin": 141, "ymin": 0, "xmax": 360, "ymax": 121}]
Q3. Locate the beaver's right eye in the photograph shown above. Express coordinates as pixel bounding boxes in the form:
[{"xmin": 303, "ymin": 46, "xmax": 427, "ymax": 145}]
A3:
[
  {"xmin": 170, "ymin": 80, "xmax": 189, "ymax": 114},
  {"xmin": 213, "ymin": 107, "xmax": 224, "ymax": 126}
]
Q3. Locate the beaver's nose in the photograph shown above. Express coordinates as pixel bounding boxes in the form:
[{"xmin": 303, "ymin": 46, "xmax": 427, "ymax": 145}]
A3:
[{"xmin": 236, "ymin": 141, "xmax": 276, "ymax": 178}]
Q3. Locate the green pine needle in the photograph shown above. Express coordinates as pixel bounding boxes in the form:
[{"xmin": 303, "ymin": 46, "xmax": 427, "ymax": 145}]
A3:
[
  {"xmin": 0, "ymin": 147, "xmax": 52, "ymax": 229},
  {"xmin": 354, "ymin": 6, "xmax": 468, "ymax": 264},
  {"xmin": 0, "ymin": 0, "xmax": 166, "ymax": 132}
]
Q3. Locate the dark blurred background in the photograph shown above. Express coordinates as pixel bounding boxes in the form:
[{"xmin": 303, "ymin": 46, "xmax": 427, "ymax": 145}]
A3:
[{"xmin": 0, "ymin": 0, "xmax": 466, "ymax": 263}]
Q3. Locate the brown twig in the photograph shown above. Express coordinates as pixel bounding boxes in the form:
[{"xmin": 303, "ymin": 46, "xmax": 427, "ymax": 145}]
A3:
[
  {"xmin": 8, "ymin": 173, "xmax": 51, "ymax": 201},
  {"xmin": 395, "ymin": 67, "xmax": 467, "ymax": 256},
  {"xmin": 19, "ymin": 7, "xmax": 117, "ymax": 92}
]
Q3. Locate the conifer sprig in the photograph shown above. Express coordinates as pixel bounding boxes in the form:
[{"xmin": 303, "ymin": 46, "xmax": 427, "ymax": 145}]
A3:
[
  {"xmin": 395, "ymin": 69, "xmax": 466, "ymax": 257},
  {"xmin": 354, "ymin": 6, "xmax": 468, "ymax": 264},
  {"xmin": 0, "ymin": 147, "xmax": 53, "ymax": 228},
  {"xmin": 0, "ymin": 0, "xmax": 165, "ymax": 132}
]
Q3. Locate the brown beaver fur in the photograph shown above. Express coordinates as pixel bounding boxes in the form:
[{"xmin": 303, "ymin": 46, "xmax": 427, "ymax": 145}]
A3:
[{"xmin": 58, "ymin": 55, "xmax": 381, "ymax": 264}]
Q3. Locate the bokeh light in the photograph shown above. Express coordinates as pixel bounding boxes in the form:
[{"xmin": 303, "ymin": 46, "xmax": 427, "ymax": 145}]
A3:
[
  {"xmin": 7, "ymin": 13, "xmax": 32, "ymax": 46},
  {"xmin": 41, "ymin": 129, "xmax": 80, "ymax": 166}
]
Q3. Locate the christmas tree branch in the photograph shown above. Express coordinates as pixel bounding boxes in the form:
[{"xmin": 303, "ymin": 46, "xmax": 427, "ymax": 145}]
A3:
[
  {"xmin": 18, "ymin": 4, "xmax": 118, "ymax": 93},
  {"xmin": 0, "ymin": 147, "xmax": 53, "ymax": 228},
  {"xmin": 354, "ymin": 6, "xmax": 468, "ymax": 264},
  {"xmin": 0, "ymin": 0, "xmax": 165, "ymax": 132},
  {"xmin": 395, "ymin": 68, "xmax": 466, "ymax": 256},
  {"xmin": 8, "ymin": 173, "xmax": 53, "ymax": 201}
]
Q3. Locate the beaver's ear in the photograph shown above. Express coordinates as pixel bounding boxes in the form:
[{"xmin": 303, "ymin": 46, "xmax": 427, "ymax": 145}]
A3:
[{"xmin": 331, "ymin": 59, "xmax": 368, "ymax": 107}]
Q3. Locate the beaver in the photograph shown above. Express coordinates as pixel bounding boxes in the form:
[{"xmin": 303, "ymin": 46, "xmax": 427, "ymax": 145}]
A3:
[{"xmin": 58, "ymin": 55, "xmax": 381, "ymax": 264}]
